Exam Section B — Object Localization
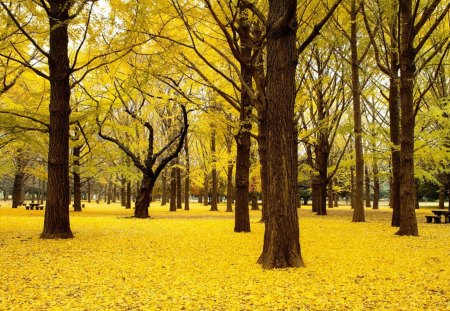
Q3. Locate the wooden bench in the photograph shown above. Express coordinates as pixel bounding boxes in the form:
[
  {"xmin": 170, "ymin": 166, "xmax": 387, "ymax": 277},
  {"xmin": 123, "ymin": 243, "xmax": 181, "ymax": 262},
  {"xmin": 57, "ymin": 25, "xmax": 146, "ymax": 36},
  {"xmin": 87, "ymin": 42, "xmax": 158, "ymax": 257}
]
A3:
[{"xmin": 425, "ymin": 215, "xmax": 441, "ymax": 223}]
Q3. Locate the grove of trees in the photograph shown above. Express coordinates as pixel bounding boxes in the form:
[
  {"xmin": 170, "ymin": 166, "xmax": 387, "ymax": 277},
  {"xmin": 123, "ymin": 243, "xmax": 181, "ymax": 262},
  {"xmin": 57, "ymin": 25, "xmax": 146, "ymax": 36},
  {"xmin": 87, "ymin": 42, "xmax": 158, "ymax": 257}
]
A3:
[{"xmin": 0, "ymin": 0, "xmax": 448, "ymax": 269}]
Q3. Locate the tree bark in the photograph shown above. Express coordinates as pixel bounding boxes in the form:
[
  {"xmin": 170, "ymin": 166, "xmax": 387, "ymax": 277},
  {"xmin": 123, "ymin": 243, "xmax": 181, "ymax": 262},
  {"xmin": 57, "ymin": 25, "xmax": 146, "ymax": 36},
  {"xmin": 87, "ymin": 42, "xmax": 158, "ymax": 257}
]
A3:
[
  {"xmin": 396, "ymin": 0, "xmax": 418, "ymax": 236},
  {"xmin": 210, "ymin": 129, "xmax": 218, "ymax": 211},
  {"xmin": 365, "ymin": 165, "xmax": 371, "ymax": 208},
  {"xmin": 107, "ymin": 180, "xmax": 112, "ymax": 204},
  {"xmin": 203, "ymin": 173, "xmax": 209, "ymax": 206},
  {"xmin": 120, "ymin": 176, "xmax": 126, "ymax": 207},
  {"xmin": 126, "ymin": 180, "xmax": 131, "ymax": 209},
  {"xmin": 176, "ymin": 165, "xmax": 182, "ymax": 209},
  {"xmin": 12, "ymin": 173, "xmax": 25, "ymax": 208},
  {"xmin": 184, "ymin": 135, "xmax": 190, "ymax": 211},
  {"xmin": 350, "ymin": 0, "xmax": 365, "ymax": 222},
  {"xmin": 41, "ymin": 1, "xmax": 73, "ymax": 239},
  {"xmin": 161, "ymin": 170, "xmax": 167, "ymax": 206},
  {"xmin": 372, "ymin": 161, "xmax": 380, "ymax": 209},
  {"xmin": 251, "ymin": 191, "xmax": 259, "ymax": 210},
  {"xmin": 258, "ymin": 0, "xmax": 304, "ymax": 269},
  {"xmin": 87, "ymin": 179, "xmax": 91, "ymax": 203},
  {"xmin": 226, "ymin": 162, "xmax": 234, "ymax": 212},
  {"xmin": 72, "ymin": 146, "xmax": 82, "ymax": 212},
  {"xmin": 134, "ymin": 175, "xmax": 154, "ymax": 218},
  {"xmin": 170, "ymin": 166, "xmax": 177, "ymax": 211}
]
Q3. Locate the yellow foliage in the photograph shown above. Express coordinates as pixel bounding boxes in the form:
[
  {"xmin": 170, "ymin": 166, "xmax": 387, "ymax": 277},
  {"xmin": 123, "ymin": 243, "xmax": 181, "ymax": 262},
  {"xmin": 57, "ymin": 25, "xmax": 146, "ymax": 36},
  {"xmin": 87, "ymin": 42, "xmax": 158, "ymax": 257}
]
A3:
[{"xmin": 0, "ymin": 204, "xmax": 449, "ymax": 310}]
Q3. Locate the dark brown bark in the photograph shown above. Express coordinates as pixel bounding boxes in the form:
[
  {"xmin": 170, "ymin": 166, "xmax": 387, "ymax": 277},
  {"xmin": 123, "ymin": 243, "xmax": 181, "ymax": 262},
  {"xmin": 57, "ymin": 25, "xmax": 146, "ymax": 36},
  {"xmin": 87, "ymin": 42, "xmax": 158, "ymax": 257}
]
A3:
[
  {"xmin": 251, "ymin": 191, "xmax": 259, "ymax": 210},
  {"xmin": 176, "ymin": 165, "xmax": 182, "ymax": 210},
  {"xmin": 327, "ymin": 178, "xmax": 333, "ymax": 209},
  {"xmin": 350, "ymin": 0, "xmax": 365, "ymax": 222},
  {"xmin": 41, "ymin": 1, "xmax": 73, "ymax": 239},
  {"xmin": 87, "ymin": 179, "xmax": 91, "ymax": 203},
  {"xmin": 226, "ymin": 162, "xmax": 234, "ymax": 212},
  {"xmin": 161, "ymin": 170, "xmax": 167, "ymax": 206},
  {"xmin": 365, "ymin": 165, "xmax": 371, "ymax": 208},
  {"xmin": 107, "ymin": 180, "xmax": 112, "ymax": 204},
  {"xmin": 258, "ymin": 0, "xmax": 304, "ymax": 269},
  {"xmin": 203, "ymin": 173, "xmax": 209, "ymax": 206},
  {"xmin": 120, "ymin": 176, "xmax": 126, "ymax": 207},
  {"xmin": 72, "ymin": 146, "xmax": 82, "ymax": 212},
  {"xmin": 396, "ymin": 0, "xmax": 418, "ymax": 236},
  {"xmin": 184, "ymin": 135, "xmax": 190, "ymax": 211},
  {"xmin": 257, "ymin": 113, "xmax": 269, "ymax": 222},
  {"xmin": 373, "ymin": 162, "xmax": 380, "ymax": 210},
  {"xmin": 134, "ymin": 175, "xmax": 153, "ymax": 218},
  {"xmin": 12, "ymin": 173, "xmax": 25, "ymax": 208},
  {"xmin": 234, "ymin": 3, "xmax": 252, "ymax": 230},
  {"xmin": 126, "ymin": 180, "xmax": 131, "ymax": 209},
  {"xmin": 112, "ymin": 183, "xmax": 117, "ymax": 202},
  {"xmin": 170, "ymin": 166, "xmax": 177, "ymax": 212},
  {"xmin": 210, "ymin": 129, "xmax": 218, "ymax": 212}
]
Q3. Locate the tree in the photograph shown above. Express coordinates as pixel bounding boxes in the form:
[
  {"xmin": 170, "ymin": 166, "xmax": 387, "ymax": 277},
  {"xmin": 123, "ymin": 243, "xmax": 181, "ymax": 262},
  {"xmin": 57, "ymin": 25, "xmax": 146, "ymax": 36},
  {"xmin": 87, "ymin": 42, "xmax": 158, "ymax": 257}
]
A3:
[{"xmin": 258, "ymin": 0, "xmax": 304, "ymax": 269}]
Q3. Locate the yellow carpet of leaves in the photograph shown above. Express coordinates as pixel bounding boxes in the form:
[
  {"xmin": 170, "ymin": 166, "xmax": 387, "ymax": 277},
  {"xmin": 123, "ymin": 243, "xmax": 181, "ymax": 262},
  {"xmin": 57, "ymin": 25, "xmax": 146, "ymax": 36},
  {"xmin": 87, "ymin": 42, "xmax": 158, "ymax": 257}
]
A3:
[{"xmin": 0, "ymin": 203, "xmax": 449, "ymax": 311}]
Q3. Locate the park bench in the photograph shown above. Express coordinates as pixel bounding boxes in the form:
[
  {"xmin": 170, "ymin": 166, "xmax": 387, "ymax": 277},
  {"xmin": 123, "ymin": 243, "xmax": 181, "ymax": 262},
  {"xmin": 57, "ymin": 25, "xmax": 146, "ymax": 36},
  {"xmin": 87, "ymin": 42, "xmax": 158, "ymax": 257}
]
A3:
[
  {"xmin": 26, "ymin": 203, "xmax": 44, "ymax": 210},
  {"xmin": 425, "ymin": 215, "xmax": 441, "ymax": 223}
]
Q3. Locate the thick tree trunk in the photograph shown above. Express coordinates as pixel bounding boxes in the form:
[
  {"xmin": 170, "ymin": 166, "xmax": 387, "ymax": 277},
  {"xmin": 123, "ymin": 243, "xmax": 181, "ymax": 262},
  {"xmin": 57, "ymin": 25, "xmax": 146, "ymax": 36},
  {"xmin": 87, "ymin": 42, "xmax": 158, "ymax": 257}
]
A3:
[
  {"xmin": 365, "ymin": 165, "xmax": 371, "ymax": 208},
  {"xmin": 41, "ymin": 1, "xmax": 73, "ymax": 239},
  {"xmin": 257, "ymin": 114, "xmax": 269, "ymax": 222},
  {"xmin": 327, "ymin": 179, "xmax": 333, "ymax": 209},
  {"xmin": 350, "ymin": 0, "xmax": 365, "ymax": 222},
  {"xmin": 350, "ymin": 164, "xmax": 355, "ymax": 208},
  {"xmin": 396, "ymin": 0, "xmax": 418, "ymax": 236},
  {"xmin": 258, "ymin": 0, "xmax": 304, "ymax": 269},
  {"xmin": 12, "ymin": 173, "xmax": 25, "ymax": 208},
  {"xmin": 170, "ymin": 167, "xmax": 177, "ymax": 212},
  {"xmin": 226, "ymin": 162, "xmax": 233, "ymax": 212},
  {"xmin": 134, "ymin": 174, "xmax": 154, "ymax": 218}
]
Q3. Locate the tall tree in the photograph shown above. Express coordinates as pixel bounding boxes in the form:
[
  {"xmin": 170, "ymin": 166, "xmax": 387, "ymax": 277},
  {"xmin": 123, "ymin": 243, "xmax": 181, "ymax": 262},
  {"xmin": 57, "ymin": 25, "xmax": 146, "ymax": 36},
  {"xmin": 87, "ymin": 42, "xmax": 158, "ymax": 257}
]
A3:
[{"xmin": 258, "ymin": 0, "xmax": 304, "ymax": 269}]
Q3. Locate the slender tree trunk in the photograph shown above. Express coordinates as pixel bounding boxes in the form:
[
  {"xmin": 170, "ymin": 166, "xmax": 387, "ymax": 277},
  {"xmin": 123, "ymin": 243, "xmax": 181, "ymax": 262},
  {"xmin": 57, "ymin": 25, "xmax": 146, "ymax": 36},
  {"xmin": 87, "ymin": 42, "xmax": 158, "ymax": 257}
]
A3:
[
  {"xmin": 203, "ymin": 173, "xmax": 209, "ymax": 206},
  {"xmin": 120, "ymin": 176, "xmax": 126, "ymax": 207},
  {"xmin": 439, "ymin": 181, "xmax": 445, "ymax": 209},
  {"xmin": 251, "ymin": 191, "xmax": 259, "ymax": 210},
  {"xmin": 126, "ymin": 180, "xmax": 131, "ymax": 209},
  {"xmin": 258, "ymin": 0, "xmax": 304, "ymax": 269},
  {"xmin": 327, "ymin": 178, "xmax": 333, "ymax": 209},
  {"xmin": 107, "ymin": 180, "xmax": 112, "ymax": 204},
  {"xmin": 87, "ymin": 179, "xmax": 91, "ymax": 203},
  {"xmin": 31, "ymin": 176, "xmax": 35, "ymax": 203},
  {"xmin": 211, "ymin": 130, "xmax": 219, "ymax": 211},
  {"xmin": 112, "ymin": 183, "xmax": 117, "ymax": 202},
  {"xmin": 72, "ymin": 146, "xmax": 82, "ymax": 212},
  {"xmin": 184, "ymin": 135, "xmax": 190, "ymax": 211},
  {"xmin": 41, "ymin": 1, "xmax": 73, "ymax": 239},
  {"xmin": 170, "ymin": 166, "xmax": 177, "ymax": 211},
  {"xmin": 350, "ymin": 0, "xmax": 365, "ymax": 222},
  {"xmin": 396, "ymin": 0, "xmax": 418, "ymax": 236},
  {"xmin": 373, "ymin": 161, "xmax": 380, "ymax": 209},
  {"xmin": 176, "ymin": 165, "xmax": 182, "ymax": 210},
  {"xmin": 161, "ymin": 170, "xmax": 167, "ymax": 206},
  {"xmin": 365, "ymin": 165, "xmax": 371, "ymax": 208},
  {"xmin": 226, "ymin": 162, "xmax": 234, "ymax": 212}
]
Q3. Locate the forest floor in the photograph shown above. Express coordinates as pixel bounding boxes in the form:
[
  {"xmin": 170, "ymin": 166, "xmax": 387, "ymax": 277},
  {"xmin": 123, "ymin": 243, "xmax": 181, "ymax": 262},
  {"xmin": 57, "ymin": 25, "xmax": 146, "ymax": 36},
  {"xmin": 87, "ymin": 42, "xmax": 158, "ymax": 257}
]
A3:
[{"xmin": 0, "ymin": 202, "xmax": 449, "ymax": 310}]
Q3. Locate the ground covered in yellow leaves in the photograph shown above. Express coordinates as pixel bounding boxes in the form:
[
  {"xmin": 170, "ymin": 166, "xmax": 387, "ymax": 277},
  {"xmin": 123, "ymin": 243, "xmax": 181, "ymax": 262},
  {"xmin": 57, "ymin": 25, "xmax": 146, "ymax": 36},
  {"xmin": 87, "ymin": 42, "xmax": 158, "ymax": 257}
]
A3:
[{"xmin": 0, "ymin": 202, "xmax": 449, "ymax": 310}]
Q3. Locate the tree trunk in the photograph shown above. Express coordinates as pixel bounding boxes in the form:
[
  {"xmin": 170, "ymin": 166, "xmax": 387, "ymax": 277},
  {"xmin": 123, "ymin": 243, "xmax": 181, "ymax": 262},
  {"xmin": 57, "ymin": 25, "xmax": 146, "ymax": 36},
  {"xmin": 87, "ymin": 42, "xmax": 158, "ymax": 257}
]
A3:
[
  {"xmin": 120, "ymin": 176, "xmax": 126, "ymax": 207},
  {"xmin": 258, "ymin": 0, "xmax": 304, "ymax": 269},
  {"xmin": 257, "ymin": 114, "xmax": 269, "ymax": 222},
  {"xmin": 112, "ymin": 183, "xmax": 117, "ymax": 202},
  {"xmin": 373, "ymin": 161, "xmax": 380, "ymax": 209},
  {"xmin": 184, "ymin": 135, "xmax": 190, "ymax": 211},
  {"xmin": 170, "ymin": 166, "xmax": 177, "ymax": 211},
  {"xmin": 350, "ymin": 0, "xmax": 365, "ymax": 222},
  {"xmin": 365, "ymin": 165, "xmax": 371, "ymax": 208},
  {"xmin": 439, "ymin": 180, "xmax": 445, "ymax": 209},
  {"xmin": 203, "ymin": 173, "xmax": 209, "ymax": 206},
  {"xmin": 176, "ymin": 165, "xmax": 182, "ymax": 209},
  {"xmin": 107, "ymin": 180, "xmax": 112, "ymax": 204},
  {"xmin": 161, "ymin": 170, "xmax": 167, "ymax": 206},
  {"xmin": 72, "ymin": 146, "xmax": 82, "ymax": 212},
  {"xmin": 134, "ymin": 174, "xmax": 154, "ymax": 218},
  {"xmin": 126, "ymin": 180, "xmax": 131, "ymax": 209},
  {"xmin": 12, "ymin": 173, "xmax": 25, "ymax": 208},
  {"xmin": 226, "ymin": 162, "xmax": 233, "ymax": 212},
  {"xmin": 87, "ymin": 179, "xmax": 91, "ymax": 203},
  {"xmin": 41, "ymin": 1, "xmax": 73, "ymax": 239},
  {"xmin": 396, "ymin": 0, "xmax": 418, "ymax": 236},
  {"xmin": 210, "ymin": 130, "xmax": 219, "ymax": 211},
  {"xmin": 327, "ymin": 178, "xmax": 333, "ymax": 209},
  {"xmin": 251, "ymin": 191, "xmax": 259, "ymax": 210}
]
